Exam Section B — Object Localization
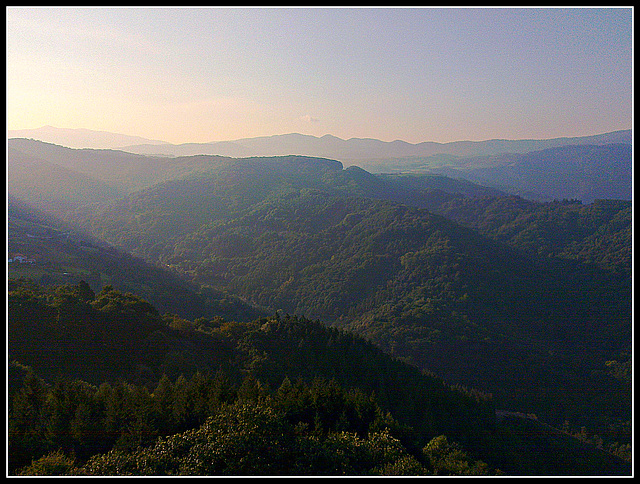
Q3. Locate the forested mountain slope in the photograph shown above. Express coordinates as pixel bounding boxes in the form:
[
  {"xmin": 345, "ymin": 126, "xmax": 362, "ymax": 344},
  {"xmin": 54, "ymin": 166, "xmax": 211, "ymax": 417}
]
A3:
[
  {"xmin": 8, "ymin": 280, "xmax": 494, "ymax": 475},
  {"xmin": 64, "ymin": 155, "xmax": 631, "ymax": 443},
  {"xmin": 9, "ymin": 137, "xmax": 631, "ymax": 212},
  {"xmin": 8, "ymin": 196, "xmax": 264, "ymax": 322},
  {"xmin": 428, "ymin": 144, "xmax": 632, "ymax": 202},
  {"xmin": 434, "ymin": 196, "xmax": 631, "ymax": 275},
  {"xmin": 8, "ymin": 280, "xmax": 631, "ymax": 476},
  {"xmin": 8, "ymin": 138, "xmax": 502, "ymax": 217},
  {"xmin": 7, "ymin": 147, "xmax": 124, "ymax": 214},
  {"xmin": 7, "ymin": 144, "xmax": 631, "ymax": 475}
]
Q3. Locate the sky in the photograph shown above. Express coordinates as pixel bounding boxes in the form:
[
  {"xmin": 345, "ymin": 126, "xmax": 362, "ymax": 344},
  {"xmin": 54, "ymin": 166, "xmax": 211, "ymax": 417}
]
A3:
[{"xmin": 6, "ymin": 6, "xmax": 633, "ymax": 144}]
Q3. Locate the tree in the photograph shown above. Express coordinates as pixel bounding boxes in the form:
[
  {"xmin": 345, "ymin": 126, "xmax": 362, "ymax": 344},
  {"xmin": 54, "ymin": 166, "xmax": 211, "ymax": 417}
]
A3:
[{"xmin": 422, "ymin": 435, "xmax": 489, "ymax": 475}]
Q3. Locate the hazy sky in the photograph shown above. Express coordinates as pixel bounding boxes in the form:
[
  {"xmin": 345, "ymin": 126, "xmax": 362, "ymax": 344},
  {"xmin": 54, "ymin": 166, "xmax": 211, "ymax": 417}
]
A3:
[{"xmin": 6, "ymin": 7, "xmax": 633, "ymax": 144}]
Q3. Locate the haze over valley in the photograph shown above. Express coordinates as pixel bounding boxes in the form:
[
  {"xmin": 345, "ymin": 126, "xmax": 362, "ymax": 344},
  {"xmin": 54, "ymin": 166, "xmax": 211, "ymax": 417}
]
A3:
[
  {"xmin": 7, "ymin": 7, "xmax": 632, "ymax": 477},
  {"xmin": 7, "ymin": 127, "xmax": 633, "ymax": 476},
  {"xmin": 9, "ymin": 127, "xmax": 632, "ymax": 203}
]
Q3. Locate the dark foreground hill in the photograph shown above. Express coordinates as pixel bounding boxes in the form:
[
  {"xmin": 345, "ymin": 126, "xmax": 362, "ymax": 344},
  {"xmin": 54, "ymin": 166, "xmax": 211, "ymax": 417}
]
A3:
[{"xmin": 8, "ymin": 280, "xmax": 631, "ymax": 476}]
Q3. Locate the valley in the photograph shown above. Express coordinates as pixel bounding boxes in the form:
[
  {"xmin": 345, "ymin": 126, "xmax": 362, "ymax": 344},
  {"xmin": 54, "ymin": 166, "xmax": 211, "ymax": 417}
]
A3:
[{"xmin": 7, "ymin": 132, "xmax": 632, "ymax": 476}]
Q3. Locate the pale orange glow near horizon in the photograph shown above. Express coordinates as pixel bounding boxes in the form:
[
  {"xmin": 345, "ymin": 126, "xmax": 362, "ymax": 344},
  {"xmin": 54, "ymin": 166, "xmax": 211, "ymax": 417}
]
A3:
[{"xmin": 6, "ymin": 7, "xmax": 632, "ymax": 145}]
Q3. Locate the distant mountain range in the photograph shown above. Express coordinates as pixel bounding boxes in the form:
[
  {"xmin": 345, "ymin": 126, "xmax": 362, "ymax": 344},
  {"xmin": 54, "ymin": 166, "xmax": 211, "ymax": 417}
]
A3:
[
  {"xmin": 117, "ymin": 129, "xmax": 633, "ymax": 162},
  {"xmin": 429, "ymin": 144, "xmax": 632, "ymax": 202},
  {"xmin": 8, "ymin": 125, "xmax": 169, "ymax": 150},
  {"xmin": 9, "ymin": 126, "xmax": 631, "ymax": 162},
  {"xmin": 8, "ymin": 130, "xmax": 632, "ymax": 204}
]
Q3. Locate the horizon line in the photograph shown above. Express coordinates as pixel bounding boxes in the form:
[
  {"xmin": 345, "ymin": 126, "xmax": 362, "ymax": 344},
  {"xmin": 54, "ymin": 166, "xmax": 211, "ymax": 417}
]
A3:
[{"xmin": 7, "ymin": 125, "xmax": 632, "ymax": 148}]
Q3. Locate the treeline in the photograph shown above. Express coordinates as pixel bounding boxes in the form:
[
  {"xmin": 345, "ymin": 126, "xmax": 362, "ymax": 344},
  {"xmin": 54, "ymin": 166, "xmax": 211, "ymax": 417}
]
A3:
[
  {"xmin": 9, "ymin": 365, "xmax": 494, "ymax": 476},
  {"xmin": 8, "ymin": 280, "xmax": 631, "ymax": 476},
  {"xmin": 8, "ymin": 279, "xmax": 499, "ymax": 475}
]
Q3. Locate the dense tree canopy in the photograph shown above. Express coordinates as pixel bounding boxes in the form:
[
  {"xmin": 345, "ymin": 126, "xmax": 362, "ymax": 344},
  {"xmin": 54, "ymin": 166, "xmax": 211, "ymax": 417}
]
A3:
[
  {"xmin": 8, "ymin": 280, "xmax": 630, "ymax": 476},
  {"xmin": 8, "ymin": 152, "xmax": 631, "ymax": 476}
]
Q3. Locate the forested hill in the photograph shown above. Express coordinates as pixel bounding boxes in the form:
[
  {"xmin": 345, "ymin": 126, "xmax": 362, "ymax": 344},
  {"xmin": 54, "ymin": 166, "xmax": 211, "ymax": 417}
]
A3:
[
  {"xmin": 8, "ymin": 196, "xmax": 265, "ymax": 322},
  {"xmin": 7, "ymin": 146, "xmax": 631, "ymax": 476},
  {"xmin": 430, "ymin": 143, "xmax": 632, "ymax": 202},
  {"xmin": 9, "ymin": 137, "xmax": 631, "ymax": 211},
  {"xmin": 8, "ymin": 138, "xmax": 342, "ymax": 200},
  {"xmin": 65, "ymin": 155, "xmax": 631, "ymax": 448},
  {"xmin": 8, "ymin": 280, "xmax": 631, "ymax": 476},
  {"xmin": 7, "ymin": 279, "xmax": 495, "ymax": 475},
  {"xmin": 7, "ymin": 146, "xmax": 124, "ymax": 214},
  {"xmin": 434, "ymin": 196, "xmax": 631, "ymax": 276},
  {"xmin": 8, "ymin": 138, "xmax": 502, "ymax": 220}
]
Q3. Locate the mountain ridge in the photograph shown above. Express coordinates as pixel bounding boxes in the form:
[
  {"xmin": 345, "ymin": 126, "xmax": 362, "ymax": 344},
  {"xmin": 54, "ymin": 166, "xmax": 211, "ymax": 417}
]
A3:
[
  {"xmin": 7, "ymin": 138, "xmax": 499, "ymax": 217},
  {"xmin": 9, "ymin": 126, "xmax": 631, "ymax": 161},
  {"xmin": 9, "ymin": 133, "xmax": 632, "ymax": 205},
  {"xmin": 122, "ymin": 129, "xmax": 633, "ymax": 160},
  {"xmin": 8, "ymin": 125, "xmax": 169, "ymax": 150},
  {"xmin": 426, "ymin": 143, "xmax": 632, "ymax": 202}
]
